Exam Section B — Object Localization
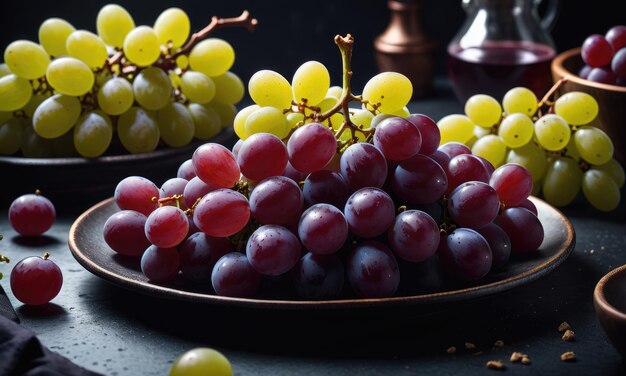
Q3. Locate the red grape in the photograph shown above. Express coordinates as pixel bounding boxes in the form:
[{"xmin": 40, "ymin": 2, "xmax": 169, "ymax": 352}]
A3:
[
  {"xmin": 298, "ymin": 204, "xmax": 348, "ymax": 255},
  {"xmin": 581, "ymin": 34, "xmax": 613, "ymax": 68},
  {"xmin": 392, "ymin": 154, "xmax": 448, "ymax": 204},
  {"xmin": 237, "ymin": 132, "xmax": 288, "ymax": 182},
  {"xmin": 407, "ymin": 113, "xmax": 440, "ymax": 156},
  {"xmin": 438, "ymin": 228, "xmax": 492, "ymax": 281},
  {"xmin": 11, "ymin": 253, "xmax": 62, "ymax": 305},
  {"xmin": 346, "ymin": 241, "xmax": 399, "ymax": 298},
  {"xmin": 193, "ymin": 189, "xmax": 250, "ymax": 237},
  {"xmin": 114, "ymin": 176, "xmax": 159, "ymax": 216},
  {"xmin": 192, "ymin": 143, "xmax": 240, "ymax": 188},
  {"xmin": 489, "ymin": 163, "xmax": 533, "ymax": 207},
  {"xmin": 292, "ymin": 253, "xmax": 344, "ymax": 299},
  {"xmin": 9, "ymin": 192, "xmax": 56, "ymax": 236},
  {"xmin": 339, "ymin": 142, "xmax": 387, "ymax": 190},
  {"xmin": 288, "ymin": 122, "xmax": 337, "ymax": 174},
  {"xmin": 249, "ymin": 176, "xmax": 304, "ymax": 225},
  {"xmin": 606, "ymin": 25, "xmax": 626, "ymax": 51},
  {"xmin": 140, "ymin": 245, "xmax": 180, "ymax": 283},
  {"xmin": 344, "ymin": 187, "xmax": 395, "ymax": 238},
  {"xmin": 103, "ymin": 210, "xmax": 151, "ymax": 257},
  {"xmin": 302, "ymin": 170, "xmax": 350, "ymax": 209},
  {"xmin": 211, "ymin": 252, "xmax": 260, "ymax": 297},
  {"xmin": 145, "ymin": 206, "xmax": 189, "ymax": 248},
  {"xmin": 388, "ymin": 210, "xmax": 440, "ymax": 262},
  {"xmin": 373, "ymin": 117, "xmax": 422, "ymax": 161},
  {"xmin": 246, "ymin": 225, "xmax": 301, "ymax": 276}
]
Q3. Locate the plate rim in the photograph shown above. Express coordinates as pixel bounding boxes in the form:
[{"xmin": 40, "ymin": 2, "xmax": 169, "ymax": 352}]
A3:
[{"xmin": 68, "ymin": 196, "xmax": 576, "ymax": 310}]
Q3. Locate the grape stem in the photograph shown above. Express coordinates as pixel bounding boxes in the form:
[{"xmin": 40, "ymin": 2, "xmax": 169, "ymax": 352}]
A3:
[{"xmin": 536, "ymin": 77, "xmax": 568, "ymax": 118}]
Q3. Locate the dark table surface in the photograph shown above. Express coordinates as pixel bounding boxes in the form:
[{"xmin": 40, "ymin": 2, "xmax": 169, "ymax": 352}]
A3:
[{"xmin": 1, "ymin": 79, "xmax": 626, "ymax": 376}]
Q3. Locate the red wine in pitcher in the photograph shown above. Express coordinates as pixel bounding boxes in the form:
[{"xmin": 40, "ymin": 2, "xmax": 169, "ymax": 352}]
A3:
[{"xmin": 447, "ymin": 41, "xmax": 555, "ymax": 103}]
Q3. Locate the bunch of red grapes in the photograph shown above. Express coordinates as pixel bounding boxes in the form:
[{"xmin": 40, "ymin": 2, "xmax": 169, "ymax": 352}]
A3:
[
  {"xmin": 103, "ymin": 114, "xmax": 544, "ymax": 300},
  {"xmin": 579, "ymin": 25, "xmax": 626, "ymax": 85}
]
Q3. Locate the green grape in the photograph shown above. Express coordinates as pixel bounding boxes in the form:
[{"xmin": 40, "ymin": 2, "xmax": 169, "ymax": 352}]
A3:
[
  {"xmin": 248, "ymin": 70, "xmax": 293, "ymax": 109},
  {"xmin": 189, "ymin": 38, "xmax": 234, "ymax": 77},
  {"xmin": 180, "ymin": 71, "xmax": 215, "ymax": 104},
  {"xmin": 582, "ymin": 169, "xmax": 620, "ymax": 211},
  {"xmin": 211, "ymin": 72, "xmax": 244, "ymax": 105},
  {"xmin": 23, "ymin": 94, "xmax": 49, "ymax": 119},
  {"xmin": 33, "ymin": 94, "xmax": 81, "ymax": 138},
  {"xmin": 4, "ymin": 40, "xmax": 50, "ymax": 79},
  {"xmin": 498, "ymin": 113, "xmax": 534, "ymax": 148},
  {"xmin": 327, "ymin": 85, "xmax": 343, "ymax": 99},
  {"xmin": 573, "ymin": 126, "xmax": 613, "ymax": 165},
  {"xmin": 533, "ymin": 114, "xmax": 571, "ymax": 151},
  {"xmin": 292, "ymin": 61, "xmax": 330, "ymax": 106},
  {"xmin": 73, "ymin": 110, "xmax": 112, "ymax": 157},
  {"xmin": 362, "ymin": 72, "xmax": 412, "ymax": 114},
  {"xmin": 98, "ymin": 77, "xmax": 134, "ymax": 115},
  {"xmin": 97, "ymin": 4, "xmax": 135, "ymax": 48},
  {"xmin": 316, "ymin": 96, "xmax": 343, "ymax": 128},
  {"xmin": 207, "ymin": 101, "xmax": 237, "ymax": 129},
  {"xmin": 157, "ymin": 102, "xmax": 195, "ymax": 147},
  {"xmin": 245, "ymin": 106, "xmax": 289, "ymax": 138},
  {"xmin": 595, "ymin": 158, "xmax": 625, "ymax": 188},
  {"xmin": 117, "ymin": 107, "xmax": 160, "ymax": 154},
  {"xmin": 542, "ymin": 157, "xmax": 583, "ymax": 207},
  {"xmin": 176, "ymin": 55, "xmax": 189, "ymax": 70},
  {"xmin": 0, "ymin": 63, "xmax": 11, "ymax": 77},
  {"xmin": 370, "ymin": 113, "xmax": 393, "ymax": 129},
  {"xmin": 169, "ymin": 71, "xmax": 182, "ymax": 89},
  {"xmin": 38, "ymin": 18, "xmax": 75, "ymax": 57},
  {"xmin": 350, "ymin": 109, "xmax": 374, "ymax": 129},
  {"xmin": 437, "ymin": 114, "xmax": 474, "ymax": 144},
  {"xmin": 554, "ymin": 91, "xmax": 599, "ymax": 126},
  {"xmin": 123, "ymin": 26, "xmax": 160, "ymax": 67},
  {"xmin": 233, "ymin": 104, "xmax": 259, "ymax": 140},
  {"xmin": 133, "ymin": 67, "xmax": 172, "ymax": 110},
  {"xmin": 188, "ymin": 103, "xmax": 221, "ymax": 140},
  {"xmin": 169, "ymin": 348, "xmax": 232, "ymax": 376},
  {"xmin": 154, "ymin": 8, "xmax": 190, "ymax": 48},
  {"xmin": 507, "ymin": 142, "xmax": 547, "ymax": 182},
  {"xmin": 0, "ymin": 117, "xmax": 26, "ymax": 155},
  {"xmin": 389, "ymin": 106, "xmax": 410, "ymax": 118},
  {"xmin": 473, "ymin": 125, "xmax": 491, "ymax": 139},
  {"xmin": 564, "ymin": 137, "xmax": 580, "ymax": 161},
  {"xmin": 46, "ymin": 57, "xmax": 94, "ymax": 96},
  {"xmin": 464, "ymin": 94, "xmax": 502, "ymax": 128},
  {"xmin": 471, "ymin": 134, "xmax": 507, "ymax": 167},
  {"xmin": 66, "ymin": 30, "xmax": 108, "ymax": 69},
  {"xmin": 0, "ymin": 74, "xmax": 33, "ymax": 112},
  {"xmin": 51, "ymin": 127, "xmax": 78, "ymax": 157},
  {"xmin": 502, "ymin": 87, "xmax": 537, "ymax": 116},
  {"xmin": 21, "ymin": 125, "xmax": 54, "ymax": 157},
  {"xmin": 287, "ymin": 112, "xmax": 305, "ymax": 128}
]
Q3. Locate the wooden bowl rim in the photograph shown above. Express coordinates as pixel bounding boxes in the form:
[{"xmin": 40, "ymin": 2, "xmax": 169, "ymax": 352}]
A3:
[
  {"xmin": 594, "ymin": 263, "xmax": 626, "ymax": 322},
  {"xmin": 552, "ymin": 47, "xmax": 626, "ymax": 93}
]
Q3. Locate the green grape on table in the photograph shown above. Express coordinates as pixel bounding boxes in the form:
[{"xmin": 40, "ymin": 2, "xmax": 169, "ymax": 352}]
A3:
[
  {"xmin": 542, "ymin": 157, "xmax": 583, "ymax": 207},
  {"xmin": 45, "ymin": 56, "xmax": 94, "ymax": 96},
  {"xmin": 244, "ymin": 106, "xmax": 289, "ymax": 139},
  {"xmin": 157, "ymin": 102, "xmax": 195, "ymax": 147},
  {"xmin": 133, "ymin": 67, "xmax": 173, "ymax": 111},
  {"xmin": 471, "ymin": 134, "xmax": 507, "ymax": 167},
  {"xmin": 248, "ymin": 69, "xmax": 293, "ymax": 109},
  {"xmin": 0, "ymin": 74, "xmax": 32, "ymax": 112},
  {"xmin": 498, "ymin": 112, "xmax": 534, "ymax": 148},
  {"xmin": 22, "ymin": 94, "xmax": 49, "ymax": 119},
  {"xmin": 4, "ymin": 40, "xmax": 50, "ymax": 79},
  {"xmin": 73, "ymin": 110, "xmax": 113, "ymax": 158},
  {"xmin": 98, "ymin": 77, "xmax": 134, "ymax": 116},
  {"xmin": 97, "ymin": 4, "xmax": 135, "ymax": 48},
  {"xmin": 66, "ymin": 30, "xmax": 108, "ymax": 69},
  {"xmin": 582, "ymin": 169, "xmax": 621, "ymax": 211},
  {"xmin": 154, "ymin": 7, "xmax": 190, "ymax": 48},
  {"xmin": 169, "ymin": 348, "xmax": 232, "ymax": 376},
  {"xmin": 180, "ymin": 71, "xmax": 216, "ymax": 104},
  {"xmin": 502, "ymin": 86, "xmax": 537, "ymax": 116},
  {"xmin": 437, "ymin": 114, "xmax": 474, "ymax": 144},
  {"xmin": 292, "ymin": 60, "xmax": 330, "ymax": 106},
  {"xmin": 533, "ymin": 114, "xmax": 571, "ymax": 151},
  {"xmin": 207, "ymin": 101, "xmax": 237, "ymax": 129},
  {"xmin": 554, "ymin": 91, "xmax": 599, "ymax": 126},
  {"xmin": 595, "ymin": 158, "xmax": 625, "ymax": 188},
  {"xmin": 188, "ymin": 103, "xmax": 221, "ymax": 140},
  {"xmin": 574, "ymin": 126, "xmax": 614, "ymax": 166},
  {"xmin": 464, "ymin": 94, "xmax": 502, "ymax": 128},
  {"xmin": 189, "ymin": 38, "xmax": 235, "ymax": 77},
  {"xmin": 33, "ymin": 94, "xmax": 82, "ymax": 139},
  {"xmin": 506, "ymin": 141, "xmax": 548, "ymax": 183},
  {"xmin": 211, "ymin": 72, "xmax": 245, "ymax": 105},
  {"xmin": 123, "ymin": 26, "xmax": 161, "ymax": 67},
  {"xmin": 117, "ymin": 107, "xmax": 160, "ymax": 154},
  {"xmin": 362, "ymin": 71, "xmax": 412, "ymax": 114}
]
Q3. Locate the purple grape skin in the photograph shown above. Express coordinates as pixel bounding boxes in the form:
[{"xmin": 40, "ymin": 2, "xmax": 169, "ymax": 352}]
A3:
[
  {"xmin": 448, "ymin": 181, "xmax": 500, "ymax": 229},
  {"xmin": 211, "ymin": 252, "xmax": 260, "ymax": 298},
  {"xmin": 587, "ymin": 67, "xmax": 617, "ymax": 85},
  {"xmin": 428, "ymin": 149, "xmax": 451, "ymax": 175},
  {"xmin": 437, "ymin": 228, "xmax": 492, "ymax": 281},
  {"xmin": 391, "ymin": 154, "xmax": 448, "ymax": 204},
  {"xmin": 344, "ymin": 187, "xmax": 395, "ymax": 238},
  {"xmin": 339, "ymin": 142, "xmax": 388, "ymax": 191},
  {"xmin": 249, "ymin": 176, "xmax": 304, "ymax": 225},
  {"xmin": 298, "ymin": 204, "xmax": 348, "ymax": 255},
  {"xmin": 581, "ymin": 34, "xmax": 613, "ymax": 68},
  {"xmin": 489, "ymin": 163, "xmax": 533, "ymax": 207},
  {"xmin": 140, "ymin": 245, "xmax": 180, "ymax": 284},
  {"xmin": 578, "ymin": 64, "xmax": 593, "ymax": 79},
  {"xmin": 177, "ymin": 159, "xmax": 196, "ymax": 180},
  {"xmin": 288, "ymin": 122, "xmax": 337, "ymax": 174},
  {"xmin": 606, "ymin": 25, "xmax": 626, "ymax": 51},
  {"xmin": 475, "ymin": 156, "xmax": 495, "ymax": 177},
  {"xmin": 144, "ymin": 206, "xmax": 189, "ymax": 248},
  {"xmin": 237, "ymin": 132, "xmax": 288, "ymax": 182},
  {"xmin": 291, "ymin": 253, "xmax": 344, "ymax": 300},
  {"xmin": 611, "ymin": 47, "xmax": 626, "ymax": 79},
  {"xmin": 438, "ymin": 142, "xmax": 471, "ymax": 159},
  {"xmin": 231, "ymin": 139, "xmax": 243, "ymax": 158},
  {"xmin": 346, "ymin": 241, "xmax": 400, "ymax": 298},
  {"xmin": 9, "ymin": 193, "xmax": 56, "ymax": 236},
  {"xmin": 388, "ymin": 210, "xmax": 440, "ymax": 262},
  {"xmin": 373, "ymin": 116, "xmax": 422, "ymax": 161},
  {"xmin": 496, "ymin": 207, "xmax": 544, "ymax": 254},
  {"xmin": 179, "ymin": 232, "xmax": 232, "ymax": 283},
  {"xmin": 516, "ymin": 198, "xmax": 538, "ymax": 216},
  {"xmin": 283, "ymin": 161, "xmax": 307, "ymax": 183},
  {"xmin": 193, "ymin": 189, "xmax": 251, "ymax": 238},
  {"xmin": 114, "ymin": 176, "xmax": 159, "ymax": 216},
  {"xmin": 406, "ymin": 113, "xmax": 440, "ymax": 156},
  {"xmin": 159, "ymin": 177, "xmax": 188, "ymax": 199},
  {"xmin": 302, "ymin": 170, "xmax": 350, "ymax": 209},
  {"xmin": 246, "ymin": 225, "xmax": 302, "ymax": 276},
  {"xmin": 476, "ymin": 223, "xmax": 511, "ymax": 269},
  {"xmin": 183, "ymin": 176, "xmax": 220, "ymax": 209},
  {"xmin": 446, "ymin": 154, "xmax": 491, "ymax": 193},
  {"xmin": 103, "ymin": 210, "xmax": 151, "ymax": 257}
]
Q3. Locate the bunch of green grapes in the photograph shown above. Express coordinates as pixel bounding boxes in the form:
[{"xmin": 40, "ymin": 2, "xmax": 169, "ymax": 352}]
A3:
[
  {"xmin": 438, "ymin": 87, "xmax": 624, "ymax": 211},
  {"xmin": 233, "ymin": 60, "xmax": 413, "ymax": 144},
  {"xmin": 0, "ymin": 5, "xmax": 254, "ymax": 158}
]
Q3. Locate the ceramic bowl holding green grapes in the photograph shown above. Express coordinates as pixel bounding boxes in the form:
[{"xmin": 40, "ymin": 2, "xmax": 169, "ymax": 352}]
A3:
[{"xmin": 0, "ymin": 4, "xmax": 255, "ymax": 205}]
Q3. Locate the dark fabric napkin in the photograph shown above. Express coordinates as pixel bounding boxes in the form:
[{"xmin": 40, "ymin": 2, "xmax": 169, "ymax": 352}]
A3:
[{"xmin": 0, "ymin": 286, "xmax": 102, "ymax": 376}]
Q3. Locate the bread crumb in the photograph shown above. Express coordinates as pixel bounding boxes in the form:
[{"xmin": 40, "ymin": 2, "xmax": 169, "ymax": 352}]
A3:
[
  {"xmin": 486, "ymin": 360, "xmax": 505, "ymax": 370},
  {"xmin": 446, "ymin": 346, "xmax": 457, "ymax": 354},
  {"xmin": 561, "ymin": 351, "xmax": 576, "ymax": 362},
  {"xmin": 494, "ymin": 340, "xmax": 505, "ymax": 348},
  {"xmin": 558, "ymin": 322, "xmax": 571, "ymax": 333}
]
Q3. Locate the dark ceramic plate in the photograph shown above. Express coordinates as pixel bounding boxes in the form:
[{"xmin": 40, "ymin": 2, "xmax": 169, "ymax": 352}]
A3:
[
  {"xmin": 0, "ymin": 127, "xmax": 235, "ymax": 207},
  {"xmin": 69, "ymin": 196, "xmax": 575, "ymax": 310}
]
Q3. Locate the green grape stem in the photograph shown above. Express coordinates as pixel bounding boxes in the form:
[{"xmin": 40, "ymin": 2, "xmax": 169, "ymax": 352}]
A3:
[{"xmin": 536, "ymin": 77, "xmax": 568, "ymax": 118}]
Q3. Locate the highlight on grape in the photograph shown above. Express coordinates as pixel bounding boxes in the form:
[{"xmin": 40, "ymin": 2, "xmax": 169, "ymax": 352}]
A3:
[
  {"xmin": 0, "ymin": 4, "xmax": 257, "ymax": 158},
  {"xmin": 440, "ymin": 81, "xmax": 623, "ymax": 211},
  {"xmin": 103, "ymin": 35, "xmax": 549, "ymax": 301}
]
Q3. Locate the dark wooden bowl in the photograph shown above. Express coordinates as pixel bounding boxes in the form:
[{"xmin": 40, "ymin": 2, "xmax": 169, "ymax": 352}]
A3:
[
  {"xmin": 551, "ymin": 47, "xmax": 626, "ymax": 164},
  {"xmin": 594, "ymin": 264, "xmax": 626, "ymax": 358},
  {"xmin": 0, "ymin": 128, "xmax": 235, "ymax": 210}
]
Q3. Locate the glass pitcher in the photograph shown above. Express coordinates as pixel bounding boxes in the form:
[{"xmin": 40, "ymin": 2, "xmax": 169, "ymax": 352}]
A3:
[{"xmin": 447, "ymin": 0, "xmax": 560, "ymax": 103}]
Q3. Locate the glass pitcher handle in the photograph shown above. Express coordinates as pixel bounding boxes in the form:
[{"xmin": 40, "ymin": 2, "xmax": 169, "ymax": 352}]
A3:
[{"xmin": 535, "ymin": 0, "xmax": 561, "ymax": 31}]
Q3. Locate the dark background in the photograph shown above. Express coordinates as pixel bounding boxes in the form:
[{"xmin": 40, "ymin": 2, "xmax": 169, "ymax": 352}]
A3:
[{"xmin": 1, "ymin": 0, "xmax": 623, "ymax": 94}]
